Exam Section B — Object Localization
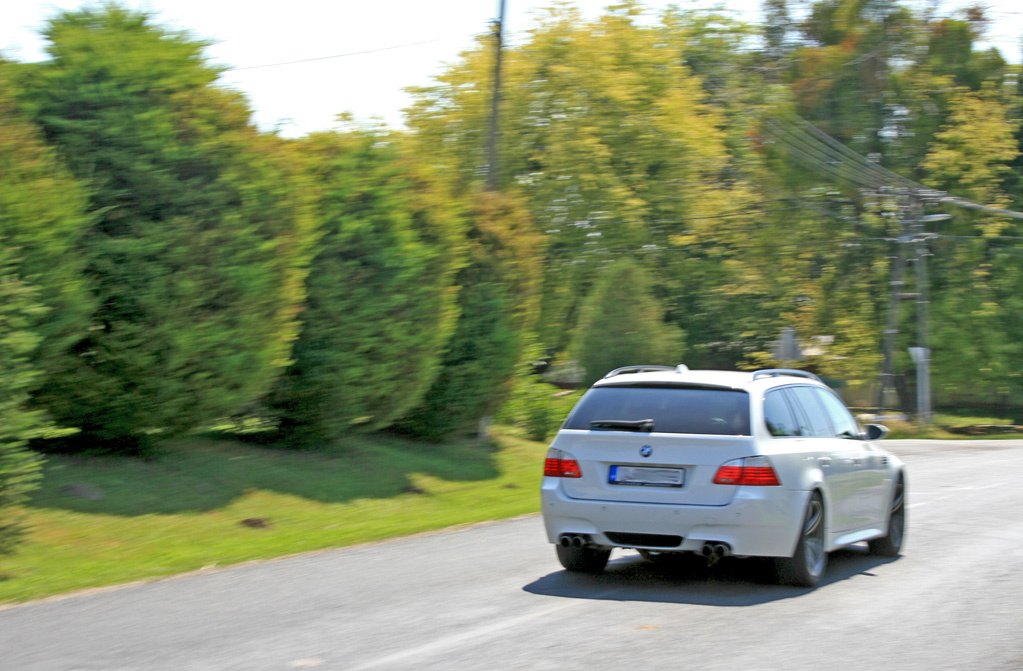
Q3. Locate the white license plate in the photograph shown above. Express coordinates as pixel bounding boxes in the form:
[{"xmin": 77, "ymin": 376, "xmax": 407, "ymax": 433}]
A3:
[{"xmin": 608, "ymin": 465, "xmax": 684, "ymax": 487}]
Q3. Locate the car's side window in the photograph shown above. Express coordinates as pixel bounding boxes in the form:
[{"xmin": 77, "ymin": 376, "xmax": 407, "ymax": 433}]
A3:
[
  {"xmin": 779, "ymin": 388, "xmax": 812, "ymax": 437},
  {"xmin": 814, "ymin": 388, "xmax": 860, "ymax": 439},
  {"xmin": 787, "ymin": 386, "xmax": 832, "ymax": 438},
  {"xmin": 764, "ymin": 389, "xmax": 800, "ymax": 437}
]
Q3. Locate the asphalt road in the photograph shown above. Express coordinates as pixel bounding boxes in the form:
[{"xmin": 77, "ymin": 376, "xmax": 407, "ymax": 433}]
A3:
[{"xmin": 3, "ymin": 440, "xmax": 1022, "ymax": 671}]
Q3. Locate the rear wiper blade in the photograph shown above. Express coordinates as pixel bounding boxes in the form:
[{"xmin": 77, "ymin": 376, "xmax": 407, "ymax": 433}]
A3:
[{"xmin": 590, "ymin": 419, "xmax": 655, "ymax": 432}]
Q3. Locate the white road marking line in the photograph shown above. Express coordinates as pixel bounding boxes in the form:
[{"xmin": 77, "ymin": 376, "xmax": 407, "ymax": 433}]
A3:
[
  {"xmin": 907, "ymin": 482, "xmax": 1007, "ymax": 508},
  {"xmin": 952, "ymin": 483, "xmax": 1006, "ymax": 491},
  {"xmin": 348, "ymin": 588, "xmax": 621, "ymax": 670},
  {"xmin": 347, "ymin": 601, "xmax": 578, "ymax": 670}
]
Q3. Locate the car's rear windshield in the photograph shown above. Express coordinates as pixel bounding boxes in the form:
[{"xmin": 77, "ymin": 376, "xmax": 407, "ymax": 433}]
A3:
[{"xmin": 563, "ymin": 385, "xmax": 751, "ymax": 436}]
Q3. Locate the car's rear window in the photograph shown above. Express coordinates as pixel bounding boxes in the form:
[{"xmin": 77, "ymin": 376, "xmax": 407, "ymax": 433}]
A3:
[{"xmin": 563, "ymin": 385, "xmax": 751, "ymax": 435}]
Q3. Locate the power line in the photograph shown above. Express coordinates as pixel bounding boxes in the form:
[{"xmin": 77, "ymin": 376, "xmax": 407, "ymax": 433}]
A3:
[
  {"xmin": 764, "ymin": 113, "xmax": 1023, "ymax": 220},
  {"xmin": 764, "ymin": 120, "xmax": 891, "ymax": 189},
  {"xmin": 935, "ymin": 234, "xmax": 1023, "ymax": 241},
  {"xmin": 542, "ymin": 204, "xmax": 806, "ymax": 227},
  {"xmin": 226, "ymin": 37, "xmax": 476, "ymax": 72},
  {"xmin": 767, "ymin": 116, "xmax": 919, "ymax": 191},
  {"xmin": 785, "ymin": 116, "xmax": 922, "ymax": 191},
  {"xmin": 939, "ymin": 197, "xmax": 1023, "ymax": 220},
  {"xmin": 546, "ymin": 236, "xmax": 890, "ymax": 257}
]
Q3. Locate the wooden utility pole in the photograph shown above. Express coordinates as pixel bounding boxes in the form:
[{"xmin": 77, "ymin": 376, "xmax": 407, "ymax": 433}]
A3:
[
  {"xmin": 910, "ymin": 214, "xmax": 949, "ymax": 424},
  {"xmin": 879, "ymin": 230, "xmax": 907, "ymax": 412},
  {"xmin": 485, "ymin": 0, "xmax": 506, "ymax": 191},
  {"xmin": 880, "ymin": 200, "xmax": 948, "ymax": 423}
]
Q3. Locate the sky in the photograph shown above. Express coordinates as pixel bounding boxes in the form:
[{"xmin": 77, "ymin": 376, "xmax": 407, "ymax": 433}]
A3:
[{"xmin": 2, "ymin": 0, "xmax": 1022, "ymax": 136}]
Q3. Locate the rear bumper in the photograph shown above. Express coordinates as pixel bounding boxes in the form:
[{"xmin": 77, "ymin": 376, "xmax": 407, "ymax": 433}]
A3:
[{"xmin": 541, "ymin": 480, "xmax": 810, "ymax": 558}]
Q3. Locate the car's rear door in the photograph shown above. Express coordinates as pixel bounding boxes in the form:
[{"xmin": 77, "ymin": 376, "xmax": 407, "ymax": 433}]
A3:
[
  {"xmin": 786, "ymin": 385, "xmax": 864, "ymax": 532},
  {"xmin": 813, "ymin": 388, "xmax": 887, "ymax": 527}
]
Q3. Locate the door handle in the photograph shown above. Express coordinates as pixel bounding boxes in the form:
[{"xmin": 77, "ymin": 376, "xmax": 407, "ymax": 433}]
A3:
[
  {"xmin": 850, "ymin": 457, "xmax": 863, "ymax": 466},
  {"xmin": 818, "ymin": 456, "xmax": 832, "ymax": 468}
]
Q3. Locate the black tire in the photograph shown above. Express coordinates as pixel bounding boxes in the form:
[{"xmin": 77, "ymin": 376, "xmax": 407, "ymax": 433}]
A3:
[
  {"xmin": 775, "ymin": 491, "xmax": 827, "ymax": 588},
  {"xmin": 556, "ymin": 544, "xmax": 611, "ymax": 573},
  {"xmin": 868, "ymin": 474, "xmax": 906, "ymax": 557}
]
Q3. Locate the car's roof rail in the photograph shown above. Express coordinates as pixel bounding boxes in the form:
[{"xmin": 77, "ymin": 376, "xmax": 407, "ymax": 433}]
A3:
[
  {"xmin": 603, "ymin": 364, "xmax": 689, "ymax": 379},
  {"xmin": 751, "ymin": 368, "xmax": 822, "ymax": 383}
]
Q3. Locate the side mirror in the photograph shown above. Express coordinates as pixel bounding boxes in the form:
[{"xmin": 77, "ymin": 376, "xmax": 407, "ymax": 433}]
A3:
[{"xmin": 863, "ymin": 423, "xmax": 889, "ymax": 441}]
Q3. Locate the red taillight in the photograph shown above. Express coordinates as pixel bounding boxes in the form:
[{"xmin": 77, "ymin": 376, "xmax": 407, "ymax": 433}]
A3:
[
  {"xmin": 713, "ymin": 457, "xmax": 780, "ymax": 486},
  {"xmin": 713, "ymin": 465, "xmax": 743, "ymax": 484},
  {"xmin": 741, "ymin": 466, "xmax": 781, "ymax": 486},
  {"xmin": 544, "ymin": 451, "xmax": 582, "ymax": 478},
  {"xmin": 560, "ymin": 459, "xmax": 581, "ymax": 478}
]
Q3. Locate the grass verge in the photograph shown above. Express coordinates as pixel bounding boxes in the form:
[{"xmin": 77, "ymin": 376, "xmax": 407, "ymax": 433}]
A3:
[
  {"xmin": 0, "ymin": 429, "xmax": 547, "ymax": 606},
  {"xmin": 878, "ymin": 412, "xmax": 1023, "ymax": 439}
]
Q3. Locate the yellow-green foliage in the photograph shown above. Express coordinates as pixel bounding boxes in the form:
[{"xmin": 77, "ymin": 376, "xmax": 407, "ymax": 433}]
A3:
[
  {"xmin": 922, "ymin": 89, "xmax": 1023, "ymax": 401},
  {"xmin": 405, "ymin": 2, "xmax": 747, "ymax": 353}
]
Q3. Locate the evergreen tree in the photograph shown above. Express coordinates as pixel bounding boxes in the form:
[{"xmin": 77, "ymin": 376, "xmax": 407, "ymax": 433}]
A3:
[
  {"xmin": 0, "ymin": 249, "xmax": 50, "ymax": 555},
  {"xmin": 269, "ymin": 131, "xmax": 462, "ymax": 444},
  {"xmin": 394, "ymin": 190, "xmax": 542, "ymax": 441},
  {"xmin": 0, "ymin": 63, "xmax": 92, "ymax": 410},
  {"xmin": 17, "ymin": 6, "xmax": 318, "ymax": 449},
  {"xmin": 570, "ymin": 258, "xmax": 684, "ymax": 386}
]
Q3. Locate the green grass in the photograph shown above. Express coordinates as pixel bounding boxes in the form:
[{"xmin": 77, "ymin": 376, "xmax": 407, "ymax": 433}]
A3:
[
  {"xmin": 934, "ymin": 414, "xmax": 995, "ymax": 426},
  {"xmin": 878, "ymin": 420, "xmax": 957, "ymax": 439},
  {"xmin": 932, "ymin": 412, "xmax": 1017, "ymax": 427},
  {"xmin": 0, "ymin": 430, "xmax": 548, "ymax": 605},
  {"xmin": 877, "ymin": 412, "xmax": 1023, "ymax": 439}
]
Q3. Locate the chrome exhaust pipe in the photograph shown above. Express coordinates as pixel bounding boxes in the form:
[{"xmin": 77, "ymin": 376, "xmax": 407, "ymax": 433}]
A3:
[
  {"xmin": 701, "ymin": 542, "xmax": 731, "ymax": 559},
  {"xmin": 559, "ymin": 535, "xmax": 572, "ymax": 547}
]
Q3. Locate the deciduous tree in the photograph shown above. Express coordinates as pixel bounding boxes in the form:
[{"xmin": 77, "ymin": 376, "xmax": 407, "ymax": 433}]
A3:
[{"xmin": 405, "ymin": 2, "xmax": 747, "ymax": 356}]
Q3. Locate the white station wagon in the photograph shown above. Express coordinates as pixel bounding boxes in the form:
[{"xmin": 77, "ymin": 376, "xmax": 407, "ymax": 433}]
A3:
[{"xmin": 541, "ymin": 365, "xmax": 906, "ymax": 587}]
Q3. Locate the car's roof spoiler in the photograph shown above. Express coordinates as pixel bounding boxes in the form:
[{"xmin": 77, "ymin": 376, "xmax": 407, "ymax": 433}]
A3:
[
  {"xmin": 603, "ymin": 364, "xmax": 690, "ymax": 379},
  {"xmin": 751, "ymin": 368, "xmax": 822, "ymax": 383}
]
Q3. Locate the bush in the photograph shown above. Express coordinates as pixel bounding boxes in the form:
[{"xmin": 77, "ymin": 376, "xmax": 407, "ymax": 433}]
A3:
[{"xmin": 496, "ymin": 373, "xmax": 563, "ymax": 442}]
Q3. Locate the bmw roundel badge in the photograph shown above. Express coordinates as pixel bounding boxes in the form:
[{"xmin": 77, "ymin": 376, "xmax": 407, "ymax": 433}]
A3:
[{"xmin": 640, "ymin": 445, "xmax": 653, "ymax": 458}]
